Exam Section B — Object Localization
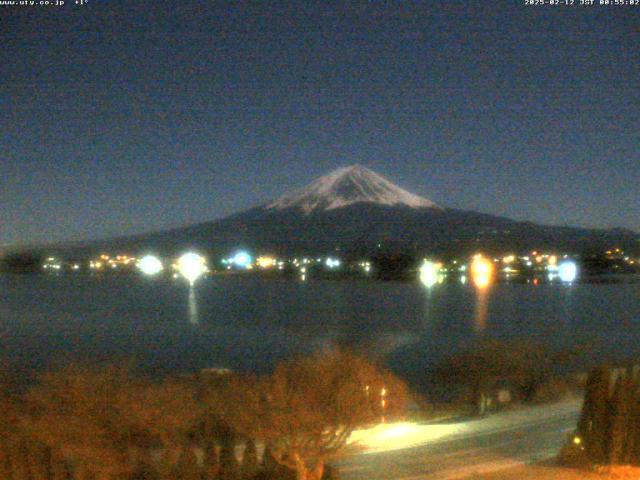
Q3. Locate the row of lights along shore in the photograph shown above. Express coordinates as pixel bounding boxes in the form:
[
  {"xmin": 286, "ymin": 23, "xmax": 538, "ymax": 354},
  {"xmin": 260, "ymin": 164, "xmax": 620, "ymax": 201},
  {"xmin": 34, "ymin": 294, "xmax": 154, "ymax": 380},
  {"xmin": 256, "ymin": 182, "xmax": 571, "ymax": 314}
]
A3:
[
  {"xmin": 39, "ymin": 248, "xmax": 615, "ymax": 287},
  {"xmin": 140, "ymin": 251, "xmax": 579, "ymax": 288},
  {"xmin": 419, "ymin": 254, "xmax": 578, "ymax": 289}
]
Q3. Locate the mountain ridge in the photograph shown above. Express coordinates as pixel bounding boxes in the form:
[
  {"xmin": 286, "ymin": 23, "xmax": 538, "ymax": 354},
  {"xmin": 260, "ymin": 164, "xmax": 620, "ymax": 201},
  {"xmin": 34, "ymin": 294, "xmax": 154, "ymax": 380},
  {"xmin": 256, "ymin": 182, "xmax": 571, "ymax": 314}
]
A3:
[{"xmin": 5, "ymin": 166, "xmax": 639, "ymax": 257}]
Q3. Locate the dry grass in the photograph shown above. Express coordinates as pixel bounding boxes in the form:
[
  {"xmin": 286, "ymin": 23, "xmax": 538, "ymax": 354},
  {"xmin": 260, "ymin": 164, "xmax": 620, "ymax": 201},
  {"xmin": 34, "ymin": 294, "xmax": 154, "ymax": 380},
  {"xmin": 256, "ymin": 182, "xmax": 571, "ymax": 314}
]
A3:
[
  {"xmin": 468, "ymin": 461, "xmax": 605, "ymax": 479},
  {"xmin": 593, "ymin": 466, "xmax": 640, "ymax": 479}
]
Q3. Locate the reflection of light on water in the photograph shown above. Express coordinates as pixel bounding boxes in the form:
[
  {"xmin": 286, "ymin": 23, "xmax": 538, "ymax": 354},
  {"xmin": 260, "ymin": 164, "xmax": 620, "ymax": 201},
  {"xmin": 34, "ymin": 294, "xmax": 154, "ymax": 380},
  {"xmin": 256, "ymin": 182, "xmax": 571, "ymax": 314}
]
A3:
[
  {"xmin": 474, "ymin": 273, "xmax": 491, "ymax": 289},
  {"xmin": 473, "ymin": 289, "xmax": 489, "ymax": 332},
  {"xmin": 188, "ymin": 286, "xmax": 199, "ymax": 325},
  {"xmin": 471, "ymin": 255, "xmax": 494, "ymax": 332},
  {"xmin": 371, "ymin": 333, "xmax": 420, "ymax": 356}
]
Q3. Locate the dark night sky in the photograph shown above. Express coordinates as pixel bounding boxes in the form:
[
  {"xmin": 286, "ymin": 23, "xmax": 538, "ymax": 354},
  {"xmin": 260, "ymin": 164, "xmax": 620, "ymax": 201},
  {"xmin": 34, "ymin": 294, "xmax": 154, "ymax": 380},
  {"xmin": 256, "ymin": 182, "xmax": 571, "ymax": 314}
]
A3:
[{"xmin": 1, "ymin": 1, "xmax": 638, "ymax": 247}]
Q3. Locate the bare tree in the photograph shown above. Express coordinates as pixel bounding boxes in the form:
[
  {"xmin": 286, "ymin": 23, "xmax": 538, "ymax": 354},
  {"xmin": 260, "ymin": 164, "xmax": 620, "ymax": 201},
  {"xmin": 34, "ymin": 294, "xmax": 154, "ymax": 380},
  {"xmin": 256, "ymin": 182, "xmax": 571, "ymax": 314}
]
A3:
[
  {"xmin": 0, "ymin": 390, "xmax": 20, "ymax": 479},
  {"xmin": 23, "ymin": 364, "xmax": 139, "ymax": 480},
  {"xmin": 213, "ymin": 349, "xmax": 407, "ymax": 480},
  {"xmin": 438, "ymin": 340, "xmax": 577, "ymax": 404},
  {"xmin": 22, "ymin": 364, "xmax": 201, "ymax": 480},
  {"xmin": 123, "ymin": 376, "xmax": 202, "ymax": 476}
]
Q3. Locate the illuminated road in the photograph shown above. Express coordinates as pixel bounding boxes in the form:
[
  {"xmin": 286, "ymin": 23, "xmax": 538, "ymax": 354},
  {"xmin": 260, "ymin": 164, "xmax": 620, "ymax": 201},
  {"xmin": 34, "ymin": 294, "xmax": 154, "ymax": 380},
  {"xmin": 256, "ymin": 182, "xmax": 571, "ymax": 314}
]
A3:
[{"xmin": 338, "ymin": 399, "xmax": 581, "ymax": 480}]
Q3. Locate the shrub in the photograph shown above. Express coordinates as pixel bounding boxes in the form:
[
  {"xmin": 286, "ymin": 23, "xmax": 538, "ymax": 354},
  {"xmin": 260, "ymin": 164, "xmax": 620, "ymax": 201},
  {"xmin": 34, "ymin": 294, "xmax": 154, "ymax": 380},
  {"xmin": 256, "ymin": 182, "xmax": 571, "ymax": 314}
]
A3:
[{"xmin": 558, "ymin": 433, "xmax": 591, "ymax": 468}]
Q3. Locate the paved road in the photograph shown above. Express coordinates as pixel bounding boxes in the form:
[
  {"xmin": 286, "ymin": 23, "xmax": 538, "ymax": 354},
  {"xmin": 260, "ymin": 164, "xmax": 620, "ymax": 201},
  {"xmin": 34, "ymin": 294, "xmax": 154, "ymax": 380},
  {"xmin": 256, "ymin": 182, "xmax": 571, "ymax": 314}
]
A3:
[{"xmin": 337, "ymin": 399, "xmax": 582, "ymax": 480}]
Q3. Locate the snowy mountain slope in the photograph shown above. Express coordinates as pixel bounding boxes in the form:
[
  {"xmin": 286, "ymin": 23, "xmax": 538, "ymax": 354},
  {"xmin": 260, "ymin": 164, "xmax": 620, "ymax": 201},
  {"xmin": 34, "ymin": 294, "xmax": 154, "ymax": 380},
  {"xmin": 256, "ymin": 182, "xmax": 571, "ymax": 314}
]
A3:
[
  {"xmin": 39, "ymin": 166, "xmax": 639, "ymax": 258},
  {"xmin": 266, "ymin": 165, "xmax": 438, "ymax": 214}
]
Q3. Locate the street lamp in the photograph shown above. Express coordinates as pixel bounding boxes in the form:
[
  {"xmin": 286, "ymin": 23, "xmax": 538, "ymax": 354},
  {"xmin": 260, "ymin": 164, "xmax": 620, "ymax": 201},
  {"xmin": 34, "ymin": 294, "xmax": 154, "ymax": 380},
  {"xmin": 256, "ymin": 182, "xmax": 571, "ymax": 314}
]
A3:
[
  {"xmin": 381, "ymin": 386, "xmax": 387, "ymax": 423},
  {"xmin": 558, "ymin": 260, "xmax": 578, "ymax": 283},
  {"xmin": 419, "ymin": 260, "xmax": 440, "ymax": 288},
  {"xmin": 138, "ymin": 255, "xmax": 163, "ymax": 276},
  {"xmin": 177, "ymin": 252, "xmax": 207, "ymax": 286}
]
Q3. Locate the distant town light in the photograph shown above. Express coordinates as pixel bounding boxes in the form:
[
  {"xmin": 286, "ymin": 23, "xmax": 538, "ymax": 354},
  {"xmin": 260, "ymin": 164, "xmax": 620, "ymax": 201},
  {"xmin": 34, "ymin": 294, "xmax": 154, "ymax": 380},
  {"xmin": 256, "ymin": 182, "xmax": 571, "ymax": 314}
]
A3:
[
  {"xmin": 138, "ymin": 255, "xmax": 164, "ymax": 276},
  {"xmin": 231, "ymin": 251, "xmax": 252, "ymax": 269},
  {"xmin": 502, "ymin": 255, "xmax": 515, "ymax": 264},
  {"xmin": 177, "ymin": 252, "xmax": 207, "ymax": 285},
  {"xmin": 325, "ymin": 258, "xmax": 341, "ymax": 269},
  {"xmin": 419, "ymin": 260, "xmax": 441, "ymax": 288},
  {"xmin": 558, "ymin": 260, "xmax": 578, "ymax": 283},
  {"xmin": 471, "ymin": 255, "xmax": 494, "ymax": 289},
  {"xmin": 256, "ymin": 256, "xmax": 276, "ymax": 268}
]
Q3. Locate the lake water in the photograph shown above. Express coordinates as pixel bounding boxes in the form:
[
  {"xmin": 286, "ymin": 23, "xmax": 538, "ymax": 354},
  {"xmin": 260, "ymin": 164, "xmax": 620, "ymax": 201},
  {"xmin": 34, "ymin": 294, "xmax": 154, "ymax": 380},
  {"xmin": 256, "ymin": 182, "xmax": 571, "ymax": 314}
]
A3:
[{"xmin": 1, "ymin": 274, "xmax": 639, "ymax": 386}]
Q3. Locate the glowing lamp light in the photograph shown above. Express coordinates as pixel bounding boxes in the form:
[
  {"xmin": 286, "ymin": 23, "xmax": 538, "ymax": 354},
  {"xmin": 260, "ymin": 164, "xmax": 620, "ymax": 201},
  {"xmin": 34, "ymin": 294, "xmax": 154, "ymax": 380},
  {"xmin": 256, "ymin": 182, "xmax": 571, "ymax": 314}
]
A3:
[
  {"xmin": 558, "ymin": 260, "xmax": 578, "ymax": 283},
  {"xmin": 177, "ymin": 252, "xmax": 207, "ymax": 285},
  {"xmin": 471, "ymin": 255, "xmax": 494, "ymax": 289},
  {"xmin": 231, "ymin": 251, "xmax": 252, "ymax": 269},
  {"xmin": 138, "ymin": 255, "xmax": 164, "ymax": 276},
  {"xmin": 326, "ymin": 258, "xmax": 341, "ymax": 269},
  {"xmin": 256, "ymin": 256, "xmax": 276, "ymax": 269},
  {"xmin": 419, "ymin": 260, "xmax": 441, "ymax": 288}
]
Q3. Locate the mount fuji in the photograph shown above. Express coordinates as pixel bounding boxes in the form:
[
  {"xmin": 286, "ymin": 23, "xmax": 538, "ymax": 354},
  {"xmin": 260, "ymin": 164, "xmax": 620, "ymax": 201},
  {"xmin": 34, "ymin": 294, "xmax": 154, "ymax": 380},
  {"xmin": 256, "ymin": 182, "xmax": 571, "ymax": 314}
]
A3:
[
  {"xmin": 266, "ymin": 165, "xmax": 437, "ymax": 213},
  {"xmin": 43, "ymin": 165, "xmax": 638, "ymax": 258}
]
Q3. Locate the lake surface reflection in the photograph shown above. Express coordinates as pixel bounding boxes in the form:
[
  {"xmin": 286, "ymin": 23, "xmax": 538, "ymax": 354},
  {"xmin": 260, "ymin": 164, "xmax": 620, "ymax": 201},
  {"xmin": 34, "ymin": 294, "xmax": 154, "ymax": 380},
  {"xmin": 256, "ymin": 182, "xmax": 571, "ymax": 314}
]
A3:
[{"xmin": 1, "ymin": 274, "xmax": 639, "ymax": 382}]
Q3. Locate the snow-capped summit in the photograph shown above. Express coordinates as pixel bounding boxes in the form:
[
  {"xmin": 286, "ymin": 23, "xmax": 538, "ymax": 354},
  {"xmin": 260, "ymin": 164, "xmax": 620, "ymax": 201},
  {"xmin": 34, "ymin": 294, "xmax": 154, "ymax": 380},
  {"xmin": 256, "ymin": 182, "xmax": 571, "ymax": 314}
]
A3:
[{"xmin": 266, "ymin": 165, "xmax": 438, "ymax": 214}]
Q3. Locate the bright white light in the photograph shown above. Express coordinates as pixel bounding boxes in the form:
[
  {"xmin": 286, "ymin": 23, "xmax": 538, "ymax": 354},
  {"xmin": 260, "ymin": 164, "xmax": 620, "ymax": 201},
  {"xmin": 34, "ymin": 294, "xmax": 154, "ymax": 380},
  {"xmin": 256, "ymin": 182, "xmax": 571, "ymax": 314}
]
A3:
[
  {"xmin": 471, "ymin": 255, "xmax": 494, "ymax": 289},
  {"xmin": 419, "ymin": 260, "xmax": 441, "ymax": 288},
  {"xmin": 138, "ymin": 255, "xmax": 164, "ymax": 276},
  {"xmin": 349, "ymin": 422, "xmax": 465, "ymax": 453},
  {"xmin": 325, "ymin": 258, "xmax": 341, "ymax": 269},
  {"xmin": 558, "ymin": 260, "xmax": 578, "ymax": 283},
  {"xmin": 256, "ymin": 256, "xmax": 276, "ymax": 268},
  {"xmin": 231, "ymin": 251, "xmax": 252, "ymax": 269},
  {"xmin": 177, "ymin": 252, "xmax": 207, "ymax": 285}
]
